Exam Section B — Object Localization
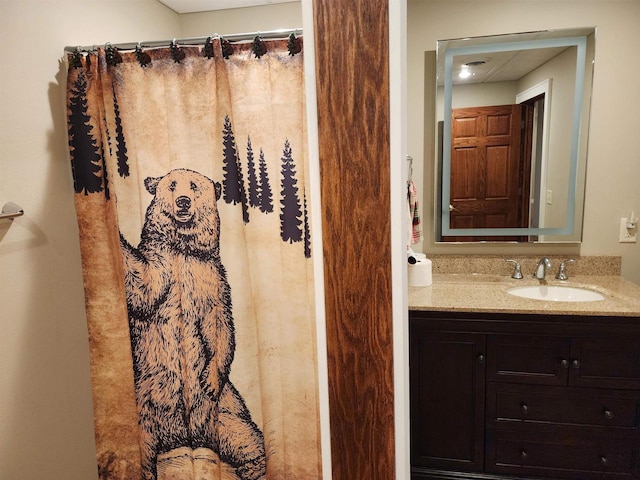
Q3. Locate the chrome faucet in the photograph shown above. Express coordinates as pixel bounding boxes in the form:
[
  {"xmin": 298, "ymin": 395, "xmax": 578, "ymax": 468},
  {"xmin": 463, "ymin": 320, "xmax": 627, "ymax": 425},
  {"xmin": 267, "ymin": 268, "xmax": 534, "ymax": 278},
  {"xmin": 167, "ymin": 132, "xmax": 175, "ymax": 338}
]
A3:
[
  {"xmin": 534, "ymin": 257, "xmax": 552, "ymax": 281},
  {"xmin": 506, "ymin": 259, "xmax": 523, "ymax": 279},
  {"xmin": 556, "ymin": 259, "xmax": 575, "ymax": 280}
]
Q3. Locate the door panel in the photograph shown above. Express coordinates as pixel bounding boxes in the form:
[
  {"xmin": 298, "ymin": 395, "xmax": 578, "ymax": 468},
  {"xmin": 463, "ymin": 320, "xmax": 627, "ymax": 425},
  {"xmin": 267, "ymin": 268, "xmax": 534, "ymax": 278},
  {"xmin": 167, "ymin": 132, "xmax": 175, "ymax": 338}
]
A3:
[
  {"xmin": 570, "ymin": 338, "xmax": 640, "ymax": 390},
  {"xmin": 445, "ymin": 104, "xmax": 528, "ymax": 242}
]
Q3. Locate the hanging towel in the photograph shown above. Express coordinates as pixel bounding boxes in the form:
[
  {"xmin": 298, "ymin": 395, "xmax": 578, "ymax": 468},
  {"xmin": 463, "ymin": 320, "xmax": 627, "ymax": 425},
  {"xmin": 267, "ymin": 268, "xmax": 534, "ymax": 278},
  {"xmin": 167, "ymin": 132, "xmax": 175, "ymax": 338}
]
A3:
[{"xmin": 407, "ymin": 180, "xmax": 422, "ymax": 246}]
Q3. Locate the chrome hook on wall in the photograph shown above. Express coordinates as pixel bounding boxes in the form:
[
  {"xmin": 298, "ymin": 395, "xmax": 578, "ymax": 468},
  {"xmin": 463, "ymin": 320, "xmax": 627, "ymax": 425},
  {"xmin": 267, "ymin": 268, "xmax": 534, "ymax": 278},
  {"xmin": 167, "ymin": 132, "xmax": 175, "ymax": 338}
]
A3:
[{"xmin": 0, "ymin": 202, "xmax": 24, "ymax": 220}]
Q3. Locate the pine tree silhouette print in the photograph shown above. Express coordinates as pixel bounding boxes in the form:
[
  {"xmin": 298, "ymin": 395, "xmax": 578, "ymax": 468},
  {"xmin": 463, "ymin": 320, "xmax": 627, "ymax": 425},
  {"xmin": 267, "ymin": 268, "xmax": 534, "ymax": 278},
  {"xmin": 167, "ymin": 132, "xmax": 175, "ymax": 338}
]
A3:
[
  {"xmin": 68, "ymin": 70, "xmax": 104, "ymax": 195},
  {"xmin": 100, "ymin": 140, "xmax": 111, "ymax": 200},
  {"xmin": 279, "ymin": 139, "xmax": 303, "ymax": 243},
  {"xmin": 222, "ymin": 115, "xmax": 241, "ymax": 204},
  {"xmin": 112, "ymin": 85, "xmax": 129, "ymax": 178},
  {"xmin": 246, "ymin": 137, "xmax": 259, "ymax": 208},
  {"xmin": 303, "ymin": 188, "xmax": 311, "ymax": 258},
  {"xmin": 221, "ymin": 115, "xmax": 249, "ymax": 223},
  {"xmin": 258, "ymin": 149, "xmax": 274, "ymax": 214},
  {"xmin": 239, "ymin": 156, "xmax": 249, "ymax": 224}
]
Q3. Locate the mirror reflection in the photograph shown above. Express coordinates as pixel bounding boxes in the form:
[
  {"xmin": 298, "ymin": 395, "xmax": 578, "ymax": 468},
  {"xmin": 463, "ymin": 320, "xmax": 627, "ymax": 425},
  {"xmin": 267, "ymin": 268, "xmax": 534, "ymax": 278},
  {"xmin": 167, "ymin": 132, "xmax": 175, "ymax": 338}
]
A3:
[{"xmin": 434, "ymin": 28, "xmax": 595, "ymax": 242}]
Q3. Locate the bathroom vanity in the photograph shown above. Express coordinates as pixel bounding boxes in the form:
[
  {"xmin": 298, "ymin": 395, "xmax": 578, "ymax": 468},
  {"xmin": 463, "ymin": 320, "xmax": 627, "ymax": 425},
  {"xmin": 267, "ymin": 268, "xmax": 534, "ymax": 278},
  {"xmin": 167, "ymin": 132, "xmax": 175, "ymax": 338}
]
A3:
[{"xmin": 409, "ymin": 274, "xmax": 640, "ymax": 480}]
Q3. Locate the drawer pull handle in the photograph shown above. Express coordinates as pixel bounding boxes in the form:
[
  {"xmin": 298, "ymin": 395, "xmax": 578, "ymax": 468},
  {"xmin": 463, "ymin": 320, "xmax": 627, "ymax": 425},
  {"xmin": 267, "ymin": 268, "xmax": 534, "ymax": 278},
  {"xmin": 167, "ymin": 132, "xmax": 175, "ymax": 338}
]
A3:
[
  {"xmin": 477, "ymin": 354, "xmax": 485, "ymax": 363},
  {"xmin": 571, "ymin": 359, "xmax": 580, "ymax": 369},
  {"xmin": 601, "ymin": 455, "xmax": 608, "ymax": 465},
  {"xmin": 560, "ymin": 358, "xmax": 569, "ymax": 368},
  {"xmin": 604, "ymin": 409, "xmax": 614, "ymax": 420},
  {"xmin": 520, "ymin": 449, "xmax": 528, "ymax": 461},
  {"xmin": 521, "ymin": 403, "xmax": 529, "ymax": 414}
]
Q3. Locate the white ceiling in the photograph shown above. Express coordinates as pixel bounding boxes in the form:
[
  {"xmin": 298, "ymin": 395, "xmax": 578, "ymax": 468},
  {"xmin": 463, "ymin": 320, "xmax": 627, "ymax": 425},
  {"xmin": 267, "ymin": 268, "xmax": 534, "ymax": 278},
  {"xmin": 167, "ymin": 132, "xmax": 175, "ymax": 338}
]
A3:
[
  {"xmin": 437, "ymin": 27, "xmax": 594, "ymax": 86},
  {"xmin": 158, "ymin": 0, "xmax": 299, "ymax": 14}
]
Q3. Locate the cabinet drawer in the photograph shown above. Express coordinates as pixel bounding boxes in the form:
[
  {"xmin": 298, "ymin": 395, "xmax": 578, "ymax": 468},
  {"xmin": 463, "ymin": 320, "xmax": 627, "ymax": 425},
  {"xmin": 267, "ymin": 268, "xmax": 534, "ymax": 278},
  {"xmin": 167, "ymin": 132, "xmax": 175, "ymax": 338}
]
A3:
[
  {"xmin": 487, "ymin": 383, "xmax": 640, "ymax": 428},
  {"xmin": 487, "ymin": 335, "xmax": 571, "ymax": 385},
  {"xmin": 487, "ymin": 428, "xmax": 640, "ymax": 479}
]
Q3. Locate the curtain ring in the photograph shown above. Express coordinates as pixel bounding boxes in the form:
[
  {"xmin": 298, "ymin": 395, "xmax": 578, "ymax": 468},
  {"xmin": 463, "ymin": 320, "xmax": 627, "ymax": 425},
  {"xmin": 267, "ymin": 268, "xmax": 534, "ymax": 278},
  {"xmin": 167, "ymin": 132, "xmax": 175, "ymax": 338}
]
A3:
[
  {"xmin": 70, "ymin": 47, "xmax": 83, "ymax": 69},
  {"xmin": 253, "ymin": 35, "xmax": 267, "ymax": 59},
  {"xmin": 203, "ymin": 36, "xmax": 214, "ymax": 59},
  {"xmin": 288, "ymin": 32, "xmax": 302, "ymax": 56},
  {"xmin": 105, "ymin": 42, "xmax": 123, "ymax": 66},
  {"xmin": 221, "ymin": 37, "xmax": 233, "ymax": 59},
  {"xmin": 135, "ymin": 42, "xmax": 151, "ymax": 67},
  {"xmin": 170, "ymin": 38, "xmax": 185, "ymax": 63}
]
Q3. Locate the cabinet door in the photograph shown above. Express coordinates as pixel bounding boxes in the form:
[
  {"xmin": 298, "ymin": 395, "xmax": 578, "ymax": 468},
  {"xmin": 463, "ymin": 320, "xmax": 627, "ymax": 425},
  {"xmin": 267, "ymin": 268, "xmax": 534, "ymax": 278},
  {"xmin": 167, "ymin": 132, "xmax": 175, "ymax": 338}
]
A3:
[
  {"xmin": 570, "ymin": 338, "xmax": 640, "ymax": 390},
  {"xmin": 487, "ymin": 334, "xmax": 571, "ymax": 386},
  {"xmin": 410, "ymin": 330, "xmax": 486, "ymax": 471}
]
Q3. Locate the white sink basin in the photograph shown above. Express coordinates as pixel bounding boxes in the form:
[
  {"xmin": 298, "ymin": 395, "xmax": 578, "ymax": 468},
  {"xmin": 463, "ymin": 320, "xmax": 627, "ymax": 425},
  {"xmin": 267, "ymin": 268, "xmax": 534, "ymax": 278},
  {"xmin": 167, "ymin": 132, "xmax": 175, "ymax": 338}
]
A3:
[{"xmin": 507, "ymin": 285, "xmax": 605, "ymax": 302}]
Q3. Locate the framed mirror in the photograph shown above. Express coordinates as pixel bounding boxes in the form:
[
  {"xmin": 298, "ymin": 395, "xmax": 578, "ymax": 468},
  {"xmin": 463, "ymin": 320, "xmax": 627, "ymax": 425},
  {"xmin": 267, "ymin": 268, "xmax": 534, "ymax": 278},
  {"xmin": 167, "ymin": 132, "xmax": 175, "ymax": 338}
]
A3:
[{"xmin": 435, "ymin": 28, "xmax": 595, "ymax": 242}]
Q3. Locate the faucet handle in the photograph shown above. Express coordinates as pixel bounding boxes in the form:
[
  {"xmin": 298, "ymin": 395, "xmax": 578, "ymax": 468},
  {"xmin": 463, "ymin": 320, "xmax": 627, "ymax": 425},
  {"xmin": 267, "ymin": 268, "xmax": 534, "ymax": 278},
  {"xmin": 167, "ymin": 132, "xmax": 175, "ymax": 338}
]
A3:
[
  {"xmin": 506, "ymin": 259, "xmax": 523, "ymax": 279},
  {"xmin": 556, "ymin": 258, "xmax": 575, "ymax": 280}
]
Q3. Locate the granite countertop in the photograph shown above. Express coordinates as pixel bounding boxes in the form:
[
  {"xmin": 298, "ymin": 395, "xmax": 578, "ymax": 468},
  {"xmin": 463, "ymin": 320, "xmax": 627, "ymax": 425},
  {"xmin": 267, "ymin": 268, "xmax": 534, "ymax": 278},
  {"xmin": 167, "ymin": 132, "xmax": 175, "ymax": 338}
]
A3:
[{"xmin": 408, "ymin": 274, "xmax": 640, "ymax": 316}]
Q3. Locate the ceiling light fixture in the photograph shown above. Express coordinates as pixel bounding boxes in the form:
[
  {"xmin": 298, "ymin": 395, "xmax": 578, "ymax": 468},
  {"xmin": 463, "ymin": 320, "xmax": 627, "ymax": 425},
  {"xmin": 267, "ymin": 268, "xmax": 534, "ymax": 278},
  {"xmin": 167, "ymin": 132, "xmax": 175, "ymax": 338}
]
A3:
[
  {"xmin": 459, "ymin": 67, "xmax": 471, "ymax": 79},
  {"xmin": 458, "ymin": 60, "xmax": 486, "ymax": 80}
]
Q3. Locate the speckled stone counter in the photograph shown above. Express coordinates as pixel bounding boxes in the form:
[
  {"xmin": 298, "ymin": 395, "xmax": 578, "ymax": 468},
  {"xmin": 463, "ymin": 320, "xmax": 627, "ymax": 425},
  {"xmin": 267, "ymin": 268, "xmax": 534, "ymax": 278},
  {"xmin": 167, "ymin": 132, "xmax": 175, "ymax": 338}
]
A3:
[{"xmin": 409, "ymin": 274, "xmax": 640, "ymax": 317}]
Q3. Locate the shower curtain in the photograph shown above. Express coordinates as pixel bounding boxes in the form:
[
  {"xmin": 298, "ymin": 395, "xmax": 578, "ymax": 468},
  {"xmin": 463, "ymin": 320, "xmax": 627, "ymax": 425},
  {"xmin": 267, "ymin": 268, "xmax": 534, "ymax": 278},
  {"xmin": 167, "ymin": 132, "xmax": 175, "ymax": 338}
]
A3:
[{"xmin": 65, "ymin": 36, "xmax": 321, "ymax": 480}]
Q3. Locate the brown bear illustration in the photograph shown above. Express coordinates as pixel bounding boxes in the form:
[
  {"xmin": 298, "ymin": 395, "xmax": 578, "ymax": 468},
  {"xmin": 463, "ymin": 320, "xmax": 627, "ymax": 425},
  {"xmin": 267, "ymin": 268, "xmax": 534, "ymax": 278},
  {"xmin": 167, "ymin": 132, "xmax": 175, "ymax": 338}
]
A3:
[{"xmin": 119, "ymin": 168, "xmax": 266, "ymax": 480}]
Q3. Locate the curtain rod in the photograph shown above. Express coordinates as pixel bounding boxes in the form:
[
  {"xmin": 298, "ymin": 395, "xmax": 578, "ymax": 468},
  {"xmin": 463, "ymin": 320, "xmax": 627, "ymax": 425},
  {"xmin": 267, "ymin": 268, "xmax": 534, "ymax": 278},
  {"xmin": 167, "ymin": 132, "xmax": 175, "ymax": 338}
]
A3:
[{"xmin": 64, "ymin": 27, "xmax": 302, "ymax": 53}]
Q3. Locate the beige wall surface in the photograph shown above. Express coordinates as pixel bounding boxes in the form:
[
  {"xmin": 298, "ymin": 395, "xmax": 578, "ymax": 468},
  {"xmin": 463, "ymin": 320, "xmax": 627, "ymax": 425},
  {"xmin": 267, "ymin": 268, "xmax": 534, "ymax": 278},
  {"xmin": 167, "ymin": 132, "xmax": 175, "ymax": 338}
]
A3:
[
  {"xmin": 179, "ymin": 2, "xmax": 302, "ymax": 36},
  {"xmin": 408, "ymin": 0, "xmax": 640, "ymax": 283},
  {"xmin": 0, "ymin": 2, "xmax": 180, "ymax": 479},
  {"xmin": 0, "ymin": 2, "xmax": 304, "ymax": 480}
]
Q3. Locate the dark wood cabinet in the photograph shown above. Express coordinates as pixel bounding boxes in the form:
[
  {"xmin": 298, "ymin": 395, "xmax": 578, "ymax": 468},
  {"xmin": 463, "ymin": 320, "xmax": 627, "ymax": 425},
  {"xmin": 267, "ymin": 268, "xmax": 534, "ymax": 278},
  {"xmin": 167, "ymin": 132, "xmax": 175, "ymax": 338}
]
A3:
[
  {"xmin": 410, "ymin": 310, "xmax": 640, "ymax": 480},
  {"xmin": 410, "ymin": 331, "xmax": 486, "ymax": 471}
]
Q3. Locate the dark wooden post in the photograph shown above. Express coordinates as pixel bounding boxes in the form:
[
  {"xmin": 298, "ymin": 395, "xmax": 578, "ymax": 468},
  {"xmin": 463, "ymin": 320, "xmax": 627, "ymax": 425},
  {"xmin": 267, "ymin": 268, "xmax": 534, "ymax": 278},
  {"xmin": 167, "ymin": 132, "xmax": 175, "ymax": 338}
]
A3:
[{"xmin": 312, "ymin": 1, "xmax": 395, "ymax": 478}]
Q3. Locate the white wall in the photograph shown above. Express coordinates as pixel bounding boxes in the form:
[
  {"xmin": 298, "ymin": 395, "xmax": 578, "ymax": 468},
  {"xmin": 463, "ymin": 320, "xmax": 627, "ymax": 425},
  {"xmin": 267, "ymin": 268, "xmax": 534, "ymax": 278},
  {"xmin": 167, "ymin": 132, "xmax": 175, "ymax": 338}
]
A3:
[
  {"xmin": 408, "ymin": 0, "xmax": 640, "ymax": 283},
  {"xmin": 0, "ymin": 2, "xmax": 180, "ymax": 479}
]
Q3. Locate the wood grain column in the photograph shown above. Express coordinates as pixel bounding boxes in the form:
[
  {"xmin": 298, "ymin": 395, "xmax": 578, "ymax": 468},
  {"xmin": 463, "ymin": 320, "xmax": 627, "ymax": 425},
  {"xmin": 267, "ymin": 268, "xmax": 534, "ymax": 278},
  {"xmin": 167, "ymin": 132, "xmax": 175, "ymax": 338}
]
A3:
[{"xmin": 312, "ymin": 1, "xmax": 395, "ymax": 478}]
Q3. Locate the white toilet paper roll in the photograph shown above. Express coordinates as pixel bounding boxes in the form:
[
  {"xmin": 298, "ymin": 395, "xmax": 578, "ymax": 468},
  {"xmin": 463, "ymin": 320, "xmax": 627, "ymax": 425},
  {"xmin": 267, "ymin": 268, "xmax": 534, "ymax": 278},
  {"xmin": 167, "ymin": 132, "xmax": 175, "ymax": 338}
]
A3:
[{"xmin": 408, "ymin": 258, "xmax": 432, "ymax": 286}]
